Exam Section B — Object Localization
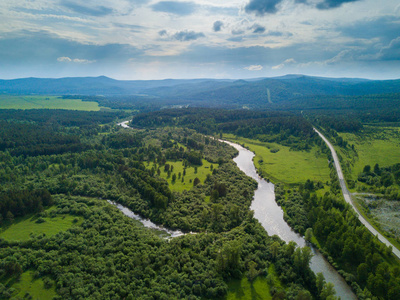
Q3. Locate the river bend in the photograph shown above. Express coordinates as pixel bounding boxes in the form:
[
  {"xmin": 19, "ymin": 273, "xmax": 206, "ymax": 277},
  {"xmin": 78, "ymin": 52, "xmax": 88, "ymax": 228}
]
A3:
[
  {"xmin": 224, "ymin": 140, "xmax": 357, "ymax": 300},
  {"xmin": 116, "ymin": 121, "xmax": 357, "ymax": 299}
]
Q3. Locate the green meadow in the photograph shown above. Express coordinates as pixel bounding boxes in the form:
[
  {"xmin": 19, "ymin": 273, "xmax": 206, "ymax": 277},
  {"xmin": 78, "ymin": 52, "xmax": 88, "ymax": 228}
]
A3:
[
  {"xmin": 338, "ymin": 126, "xmax": 400, "ymax": 178},
  {"xmin": 223, "ymin": 134, "xmax": 331, "ymax": 185},
  {"xmin": 0, "ymin": 95, "xmax": 100, "ymax": 111},
  {"xmin": 225, "ymin": 276, "xmax": 272, "ymax": 300},
  {"xmin": 4, "ymin": 270, "xmax": 56, "ymax": 300},
  {"xmin": 224, "ymin": 264, "xmax": 283, "ymax": 300},
  {"xmin": 0, "ymin": 209, "xmax": 82, "ymax": 241},
  {"xmin": 147, "ymin": 159, "xmax": 217, "ymax": 193}
]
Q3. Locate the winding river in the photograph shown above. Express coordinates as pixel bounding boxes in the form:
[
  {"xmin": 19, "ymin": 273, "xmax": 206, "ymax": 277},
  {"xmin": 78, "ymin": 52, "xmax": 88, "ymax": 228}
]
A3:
[
  {"xmin": 107, "ymin": 200, "xmax": 185, "ymax": 238},
  {"xmin": 224, "ymin": 141, "xmax": 357, "ymax": 300},
  {"xmin": 116, "ymin": 121, "xmax": 357, "ymax": 299}
]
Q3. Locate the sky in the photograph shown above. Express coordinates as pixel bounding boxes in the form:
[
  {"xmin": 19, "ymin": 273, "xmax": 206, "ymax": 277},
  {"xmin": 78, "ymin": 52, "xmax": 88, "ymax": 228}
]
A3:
[{"xmin": 0, "ymin": 0, "xmax": 399, "ymax": 80}]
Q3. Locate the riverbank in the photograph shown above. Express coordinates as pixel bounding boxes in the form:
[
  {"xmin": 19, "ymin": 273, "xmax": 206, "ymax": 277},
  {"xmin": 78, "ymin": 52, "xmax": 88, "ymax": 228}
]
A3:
[{"xmin": 225, "ymin": 140, "xmax": 357, "ymax": 300}]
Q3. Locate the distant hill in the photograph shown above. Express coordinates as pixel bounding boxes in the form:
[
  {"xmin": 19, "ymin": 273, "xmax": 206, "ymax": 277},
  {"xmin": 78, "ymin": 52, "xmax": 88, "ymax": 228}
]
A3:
[
  {"xmin": 0, "ymin": 76, "xmax": 226, "ymax": 96},
  {"xmin": 1, "ymin": 75, "xmax": 400, "ymax": 109}
]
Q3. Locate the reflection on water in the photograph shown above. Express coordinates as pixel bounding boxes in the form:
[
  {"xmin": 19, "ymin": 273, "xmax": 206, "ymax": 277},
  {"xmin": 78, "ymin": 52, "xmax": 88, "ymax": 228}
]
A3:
[
  {"xmin": 107, "ymin": 200, "xmax": 185, "ymax": 238},
  {"xmin": 224, "ymin": 141, "xmax": 357, "ymax": 300}
]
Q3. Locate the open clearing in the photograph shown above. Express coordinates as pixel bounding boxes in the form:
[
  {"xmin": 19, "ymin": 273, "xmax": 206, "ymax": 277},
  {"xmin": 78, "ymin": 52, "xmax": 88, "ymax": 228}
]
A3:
[
  {"xmin": 0, "ymin": 208, "xmax": 82, "ymax": 241},
  {"xmin": 338, "ymin": 126, "xmax": 400, "ymax": 178},
  {"xmin": 4, "ymin": 270, "xmax": 56, "ymax": 300},
  {"xmin": 223, "ymin": 134, "xmax": 331, "ymax": 185},
  {"xmin": 225, "ymin": 276, "xmax": 272, "ymax": 300},
  {"xmin": 147, "ymin": 159, "xmax": 217, "ymax": 193},
  {"xmin": 0, "ymin": 95, "xmax": 100, "ymax": 111}
]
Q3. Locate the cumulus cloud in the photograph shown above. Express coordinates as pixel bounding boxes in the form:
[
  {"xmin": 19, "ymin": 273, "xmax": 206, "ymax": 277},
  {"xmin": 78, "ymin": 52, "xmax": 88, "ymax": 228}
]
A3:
[
  {"xmin": 316, "ymin": 0, "xmax": 360, "ymax": 10},
  {"xmin": 57, "ymin": 57, "xmax": 96, "ymax": 63},
  {"xmin": 213, "ymin": 21, "xmax": 224, "ymax": 32},
  {"xmin": 151, "ymin": 1, "xmax": 197, "ymax": 16},
  {"xmin": 250, "ymin": 24, "xmax": 266, "ymax": 34},
  {"xmin": 244, "ymin": 64, "xmax": 263, "ymax": 71},
  {"xmin": 173, "ymin": 30, "xmax": 205, "ymax": 41},
  {"xmin": 245, "ymin": 0, "xmax": 283, "ymax": 16},
  {"xmin": 272, "ymin": 58, "xmax": 296, "ymax": 69},
  {"xmin": 60, "ymin": 1, "xmax": 114, "ymax": 16}
]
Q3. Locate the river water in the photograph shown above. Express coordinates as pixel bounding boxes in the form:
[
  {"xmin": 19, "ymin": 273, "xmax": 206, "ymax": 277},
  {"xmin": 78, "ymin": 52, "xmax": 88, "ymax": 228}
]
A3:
[
  {"xmin": 224, "ymin": 141, "xmax": 357, "ymax": 300},
  {"xmin": 107, "ymin": 200, "xmax": 185, "ymax": 238},
  {"xmin": 115, "ymin": 121, "xmax": 356, "ymax": 298}
]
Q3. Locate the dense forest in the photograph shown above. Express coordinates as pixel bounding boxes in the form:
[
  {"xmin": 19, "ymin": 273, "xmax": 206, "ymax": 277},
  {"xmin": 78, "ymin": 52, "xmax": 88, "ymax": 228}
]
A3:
[
  {"xmin": 0, "ymin": 109, "xmax": 325, "ymax": 299},
  {"xmin": 131, "ymin": 108, "xmax": 317, "ymax": 150},
  {"xmin": 1, "ymin": 105, "xmax": 399, "ymax": 299},
  {"xmin": 275, "ymin": 180, "xmax": 400, "ymax": 299}
]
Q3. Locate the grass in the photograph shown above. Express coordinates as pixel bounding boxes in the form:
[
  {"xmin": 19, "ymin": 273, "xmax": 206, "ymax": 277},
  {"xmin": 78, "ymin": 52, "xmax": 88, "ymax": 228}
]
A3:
[
  {"xmin": 334, "ymin": 127, "xmax": 400, "ymax": 254},
  {"xmin": 223, "ymin": 134, "xmax": 331, "ymax": 185},
  {"xmin": 0, "ymin": 208, "xmax": 82, "ymax": 241},
  {"xmin": 147, "ymin": 159, "xmax": 217, "ymax": 192},
  {"xmin": 338, "ymin": 126, "xmax": 400, "ymax": 179},
  {"xmin": 0, "ymin": 95, "xmax": 100, "ymax": 111},
  {"xmin": 5, "ymin": 270, "xmax": 56, "ymax": 300},
  {"xmin": 225, "ymin": 276, "xmax": 272, "ymax": 300}
]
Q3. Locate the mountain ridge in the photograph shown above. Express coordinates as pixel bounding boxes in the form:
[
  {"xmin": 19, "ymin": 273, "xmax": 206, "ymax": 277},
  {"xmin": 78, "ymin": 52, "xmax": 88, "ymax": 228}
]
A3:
[{"xmin": 1, "ymin": 75, "xmax": 400, "ymax": 108}]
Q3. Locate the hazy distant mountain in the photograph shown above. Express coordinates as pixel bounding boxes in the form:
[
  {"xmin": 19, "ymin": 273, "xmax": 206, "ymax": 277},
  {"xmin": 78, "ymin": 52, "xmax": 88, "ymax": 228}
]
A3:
[
  {"xmin": 0, "ymin": 76, "xmax": 225, "ymax": 96},
  {"xmin": 1, "ymin": 75, "xmax": 399, "ymax": 108}
]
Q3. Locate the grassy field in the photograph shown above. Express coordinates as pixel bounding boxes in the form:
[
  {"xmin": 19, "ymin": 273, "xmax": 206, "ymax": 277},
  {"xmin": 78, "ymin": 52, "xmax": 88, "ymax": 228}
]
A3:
[
  {"xmin": 0, "ymin": 95, "xmax": 100, "ymax": 111},
  {"xmin": 5, "ymin": 270, "xmax": 57, "ymax": 300},
  {"xmin": 225, "ymin": 276, "xmax": 272, "ymax": 300},
  {"xmin": 338, "ymin": 126, "xmax": 400, "ymax": 178},
  {"xmin": 147, "ymin": 159, "xmax": 217, "ymax": 192},
  {"xmin": 0, "ymin": 208, "xmax": 82, "ymax": 241},
  {"xmin": 223, "ymin": 134, "xmax": 331, "ymax": 185},
  {"xmin": 335, "ymin": 127, "xmax": 400, "ymax": 252}
]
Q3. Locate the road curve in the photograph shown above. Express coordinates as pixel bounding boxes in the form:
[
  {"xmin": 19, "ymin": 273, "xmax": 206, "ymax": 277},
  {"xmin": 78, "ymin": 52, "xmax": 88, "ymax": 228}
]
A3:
[{"xmin": 314, "ymin": 128, "xmax": 400, "ymax": 260}]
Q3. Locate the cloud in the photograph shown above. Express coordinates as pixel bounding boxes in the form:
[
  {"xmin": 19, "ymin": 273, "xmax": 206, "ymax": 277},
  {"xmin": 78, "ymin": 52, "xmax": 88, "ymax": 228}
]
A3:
[
  {"xmin": 151, "ymin": 1, "xmax": 197, "ymax": 16},
  {"xmin": 0, "ymin": 31, "xmax": 143, "ymax": 64},
  {"xmin": 244, "ymin": 65, "xmax": 263, "ymax": 71},
  {"xmin": 232, "ymin": 29, "xmax": 245, "ymax": 35},
  {"xmin": 158, "ymin": 30, "xmax": 205, "ymax": 41},
  {"xmin": 339, "ymin": 16, "xmax": 400, "ymax": 43},
  {"xmin": 316, "ymin": 0, "xmax": 360, "ymax": 10},
  {"xmin": 272, "ymin": 58, "xmax": 296, "ymax": 69},
  {"xmin": 267, "ymin": 31, "xmax": 284, "ymax": 36},
  {"xmin": 378, "ymin": 37, "xmax": 400, "ymax": 60},
  {"xmin": 324, "ymin": 50, "xmax": 354, "ymax": 64},
  {"xmin": 227, "ymin": 36, "xmax": 244, "ymax": 42},
  {"xmin": 173, "ymin": 31, "xmax": 205, "ymax": 41},
  {"xmin": 245, "ymin": 0, "xmax": 283, "ymax": 16},
  {"xmin": 60, "ymin": 1, "xmax": 114, "ymax": 16},
  {"xmin": 57, "ymin": 57, "xmax": 96, "ymax": 64},
  {"xmin": 251, "ymin": 24, "xmax": 266, "ymax": 34},
  {"xmin": 213, "ymin": 21, "xmax": 224, "ymax": 32},
  {"xmin": 112, "ymin": 23, "xmax": 145, "ymax": 32}
]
